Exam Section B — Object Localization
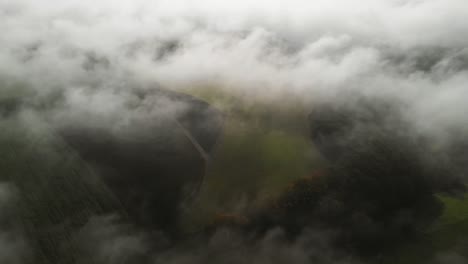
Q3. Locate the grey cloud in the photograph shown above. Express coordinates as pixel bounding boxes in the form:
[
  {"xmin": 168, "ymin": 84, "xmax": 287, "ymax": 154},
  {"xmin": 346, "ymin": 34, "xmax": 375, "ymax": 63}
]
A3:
[{"xmin": 1, "ymin": 0, "xmax": 468, "ymax": 263}]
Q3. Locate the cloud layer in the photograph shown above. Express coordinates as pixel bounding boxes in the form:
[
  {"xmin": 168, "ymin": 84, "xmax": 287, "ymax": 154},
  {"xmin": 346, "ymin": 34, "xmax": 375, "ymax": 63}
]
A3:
[{"xmin": 1, "ymin": 0, "xmax": 468, "ymax": 263}]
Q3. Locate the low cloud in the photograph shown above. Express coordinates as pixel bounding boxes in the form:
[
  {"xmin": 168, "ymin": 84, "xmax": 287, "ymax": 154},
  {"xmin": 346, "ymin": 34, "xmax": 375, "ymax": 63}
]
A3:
[{"xmin": 1, "ymin": 0, "xmax": 468, "ymax": 263}]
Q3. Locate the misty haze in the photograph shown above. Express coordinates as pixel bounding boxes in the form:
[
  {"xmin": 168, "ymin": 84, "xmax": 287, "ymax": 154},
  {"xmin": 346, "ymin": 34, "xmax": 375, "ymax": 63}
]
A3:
[{"xmin": 1, "ymin": 0, "xmax": 468, "ymax": 263}]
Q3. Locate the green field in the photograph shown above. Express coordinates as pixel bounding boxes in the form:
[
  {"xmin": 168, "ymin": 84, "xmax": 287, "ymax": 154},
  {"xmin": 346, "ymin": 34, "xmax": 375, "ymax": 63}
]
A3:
[
  {"xmin": 184, "ymin": 87, "xmax": 468, "ymax": 263},
  {"xmin": 381, "ymin": 194, "xmax": 468, "ymax": 264},
  {"xmin": 1, "ymin": 85, "xmax": 468, "ymax": 263}
]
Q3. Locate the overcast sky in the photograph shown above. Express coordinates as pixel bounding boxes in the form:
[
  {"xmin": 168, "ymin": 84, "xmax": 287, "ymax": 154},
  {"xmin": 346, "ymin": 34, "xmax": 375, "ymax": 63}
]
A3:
[
  {"xmin": 1, "ymin": 0, "xmax": 468, "ymax": 137},
  {"xmin": 2, "ymin": 2, "xmax": 468, "ymax": 263}
]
